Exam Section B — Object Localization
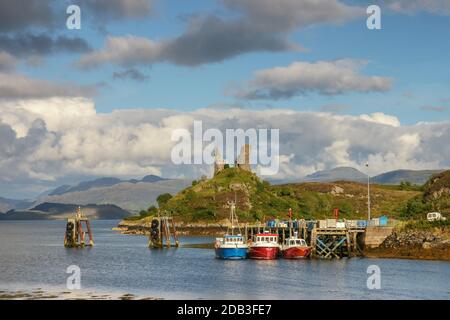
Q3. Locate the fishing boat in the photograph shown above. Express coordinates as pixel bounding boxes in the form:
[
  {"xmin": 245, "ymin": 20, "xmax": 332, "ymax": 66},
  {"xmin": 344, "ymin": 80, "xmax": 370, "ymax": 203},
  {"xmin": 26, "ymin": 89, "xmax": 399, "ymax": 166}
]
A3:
[
  {"xmin": 280, "ymin": 232, "xmax": 311, "ymax": 259},
  {"xmin": 248, "ymin": 232, "xmax": 280, "ymax": 260},
  {"xmin": 215, "ymin": 201, "xmax": 248, "ymax": 259}
]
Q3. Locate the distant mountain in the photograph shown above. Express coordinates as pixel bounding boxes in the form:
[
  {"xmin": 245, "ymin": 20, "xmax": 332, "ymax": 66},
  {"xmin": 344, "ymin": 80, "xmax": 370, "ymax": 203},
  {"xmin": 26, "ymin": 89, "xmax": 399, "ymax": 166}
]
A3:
[
  {"xmin": 0, "ymin": 197, "xmax": 34, "ymax": 213},
  {"xmin": 141, "ymin": 175, "xmax": 166, "ymax": 183},
  {"xmin": 371, "ymin": 169, "xmax": 444, "ymax": 185},
  {"xmin": 47, "ymin": 175, "xmax": 168, "ymax": 196},
  {"xmin": 48, "ymin": 177, "xmax": 123, "ymax": 195},
  {"xmin": 38, "ymin": 179, "xmax": 192, "ymax": 213},
  {"xmin": 0, "ymin": 203, "xmax": 131, "ymax": 220},
  {"xmin": 303, "ymin": 167, "xmax": 367, "ymax": 183}
]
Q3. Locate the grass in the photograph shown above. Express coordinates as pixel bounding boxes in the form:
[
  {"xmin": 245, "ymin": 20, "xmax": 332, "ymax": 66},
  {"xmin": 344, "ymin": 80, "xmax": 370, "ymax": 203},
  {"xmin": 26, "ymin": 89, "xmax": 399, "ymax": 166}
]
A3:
[
  {"xmin": 401, "ymin": 219, "xmax": 450, "ymax": 231},
  {"xmin": 157, "ymin": 167, "xmax": 421, "ymax": 222}
]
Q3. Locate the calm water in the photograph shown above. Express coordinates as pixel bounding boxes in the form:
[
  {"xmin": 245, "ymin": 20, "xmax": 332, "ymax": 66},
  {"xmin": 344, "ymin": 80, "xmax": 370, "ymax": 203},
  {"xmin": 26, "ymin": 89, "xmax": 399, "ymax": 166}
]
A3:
[{"xmin": 0, "ymin": 220, "xmax": 449, "ymax": 299}]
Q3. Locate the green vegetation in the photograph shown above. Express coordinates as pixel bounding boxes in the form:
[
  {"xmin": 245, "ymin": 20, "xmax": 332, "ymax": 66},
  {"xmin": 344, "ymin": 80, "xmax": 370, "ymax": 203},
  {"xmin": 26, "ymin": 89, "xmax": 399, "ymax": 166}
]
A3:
[
  {"xmin": 155, "ymin": 167, "xmax": 424, "ymax": 222},
  {"xmin": 401, "ymin": 219, "xmax": 450, "ymax": 231},
  {"xmin": 124, "ymin": 205, "xmax": 158, "ymax": 221},
  {"xmin": 156, "ymin": 193, "xmax": 173, "ymax": 207},
  {"xmin": 127, "ymin": 169, "xmax": 449, "ymax": 224},
  {"xmin": 399, "ymin": 170, "xmax": 450, "ymax": 219}
]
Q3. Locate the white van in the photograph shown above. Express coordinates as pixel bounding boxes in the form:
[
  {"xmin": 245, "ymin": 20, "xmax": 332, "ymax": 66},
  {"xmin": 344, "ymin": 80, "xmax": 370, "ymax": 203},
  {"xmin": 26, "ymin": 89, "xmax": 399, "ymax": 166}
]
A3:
[{"xmin": 427, "ymin": 212, "xmax": 446, "ymax": 222}]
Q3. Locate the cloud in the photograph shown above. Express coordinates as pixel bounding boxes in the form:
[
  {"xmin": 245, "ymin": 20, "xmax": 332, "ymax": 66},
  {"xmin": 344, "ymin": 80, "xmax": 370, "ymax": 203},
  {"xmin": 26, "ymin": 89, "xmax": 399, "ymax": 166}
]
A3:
[
  {"xmin": 0, "ymin": 0, "xmax": 154, "ymax": 33},
  {"xmin": 0, "ymin": 33, "xmax": 91, "ymax": 57},
  {"xmin": 0, "ymin": 73, "xmax": 98, "ymax": 99},
  {"xmin": 382, "ymin": 0, "xmax": 450, "ymax": 15},
  {"xmin": 78, "ymin": 0, "xmax": 154, "ymax": 19},
  {"xmin": 1, "ymin": 99, "xmax": 449, "ymax": 198},
  {"xmin": 0, "ymin": 51, "xmax": 18, "ymax": 72},
  {"xmin": 359, "ymin": 112, "xmax": 401, "ymax": 127},
  {"xmin": 112, "ymin": 68, "xmax": 149, "ymax": 81},
  {"xmin": 77, "ymin": 0, "xmax": 364, "ymax": 68},
  {"xmin": 229, "ymin": 59, "xmax": 392, "ymax": 100},
  {"xmin": 0, "ymin": 0, "xmax": 54, "ymax": 32},
  {"xmin": 420, "ymin": 105, "xmax": 448, "ymax": 112},
  {"xmin": 223, "ymin": 0, "xmax": 364, "ymax": 31}
]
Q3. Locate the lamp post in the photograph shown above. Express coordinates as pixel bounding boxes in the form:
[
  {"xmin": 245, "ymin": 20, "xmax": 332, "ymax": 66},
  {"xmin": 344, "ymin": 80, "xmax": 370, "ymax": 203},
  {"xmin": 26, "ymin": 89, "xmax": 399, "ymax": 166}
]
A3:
[{"xmin": 366, "ymin": 163, "xmax": 371, "ymax": 222}]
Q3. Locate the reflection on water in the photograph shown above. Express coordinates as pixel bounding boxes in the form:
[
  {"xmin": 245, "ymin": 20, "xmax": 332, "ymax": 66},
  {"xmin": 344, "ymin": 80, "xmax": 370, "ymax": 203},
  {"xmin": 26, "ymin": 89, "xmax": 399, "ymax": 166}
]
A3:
[{"xmin": 0, "ymin": 220, "xmax": 449, "ymax": 299}]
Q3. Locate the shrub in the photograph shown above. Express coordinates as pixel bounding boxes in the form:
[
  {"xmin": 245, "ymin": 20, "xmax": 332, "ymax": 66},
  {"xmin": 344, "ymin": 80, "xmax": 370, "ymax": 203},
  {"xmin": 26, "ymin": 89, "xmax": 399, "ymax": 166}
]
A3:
[{"xmin": 157, "ymin": 193, "xmax": 173, "ymax": 207}]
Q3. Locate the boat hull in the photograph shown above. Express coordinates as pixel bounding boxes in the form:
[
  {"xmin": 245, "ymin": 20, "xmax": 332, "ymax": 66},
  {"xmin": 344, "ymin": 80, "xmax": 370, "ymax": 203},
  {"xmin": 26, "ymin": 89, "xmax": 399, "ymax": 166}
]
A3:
[
  {"xmin": 249, "ymin": 246, "xmax": 279, "ymax": 260},
  {"xmin": 281, "ymin": 246, "xmax": 311, "ymax": 259},
  {"xmin": 215, "ymin": 247, "xmax": 248, "ymax": 260}
]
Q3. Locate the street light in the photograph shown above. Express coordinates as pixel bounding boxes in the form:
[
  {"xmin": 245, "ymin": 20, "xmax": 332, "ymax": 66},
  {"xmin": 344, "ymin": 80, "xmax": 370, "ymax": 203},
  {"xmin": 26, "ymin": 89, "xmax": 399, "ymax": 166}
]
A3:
[{"xmin": 365, "ymin": 162, "xmax": 371, "ymax": 222}]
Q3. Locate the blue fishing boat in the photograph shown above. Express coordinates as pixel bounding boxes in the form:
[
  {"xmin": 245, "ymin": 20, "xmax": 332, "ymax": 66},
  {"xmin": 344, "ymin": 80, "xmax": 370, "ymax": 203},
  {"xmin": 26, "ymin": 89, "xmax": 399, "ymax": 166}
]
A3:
[{"xmin": 215, "ymin": 201, "xmax": 248, "ymax": 260}]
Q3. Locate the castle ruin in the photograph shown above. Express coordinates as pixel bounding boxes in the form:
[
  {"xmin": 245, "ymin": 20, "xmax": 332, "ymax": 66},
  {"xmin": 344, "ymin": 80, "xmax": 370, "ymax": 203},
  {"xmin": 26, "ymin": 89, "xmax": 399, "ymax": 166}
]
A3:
[{"xmin": 214, "ymin": 144, "xmax": 251, "ymax": 176}]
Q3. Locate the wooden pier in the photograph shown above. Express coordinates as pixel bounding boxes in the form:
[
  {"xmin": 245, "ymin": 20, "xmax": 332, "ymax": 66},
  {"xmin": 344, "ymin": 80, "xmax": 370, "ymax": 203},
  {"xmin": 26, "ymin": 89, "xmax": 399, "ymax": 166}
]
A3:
[
  {"xmin": 241, "ymin": 220, "xmax": 366, "ymax": 259},
  {"xmin": 148, "ymin": 215, "xmax": 180, "ymax": 248},
  {"xmin": 64, "ymin": 207, "xmax": 94, "ymax": 248}
]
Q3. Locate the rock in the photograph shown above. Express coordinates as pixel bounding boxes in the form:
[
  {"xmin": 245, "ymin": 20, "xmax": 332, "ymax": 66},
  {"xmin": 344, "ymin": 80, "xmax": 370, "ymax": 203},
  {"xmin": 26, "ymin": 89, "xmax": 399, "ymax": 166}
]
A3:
[
  {"xmin": 330, "ymin": 186, "xmax": 344, "ymax": 195},
  {"xmin": 422, "ymin": 242, "xmax": 433, "ymax": 249}
]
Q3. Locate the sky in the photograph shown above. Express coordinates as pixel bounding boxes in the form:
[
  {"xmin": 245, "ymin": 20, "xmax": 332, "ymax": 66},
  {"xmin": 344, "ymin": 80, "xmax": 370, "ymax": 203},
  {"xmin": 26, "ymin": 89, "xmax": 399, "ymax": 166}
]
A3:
[{"xmin": 0, "ymin": 0, "xmax": 450, "ymax": 199}]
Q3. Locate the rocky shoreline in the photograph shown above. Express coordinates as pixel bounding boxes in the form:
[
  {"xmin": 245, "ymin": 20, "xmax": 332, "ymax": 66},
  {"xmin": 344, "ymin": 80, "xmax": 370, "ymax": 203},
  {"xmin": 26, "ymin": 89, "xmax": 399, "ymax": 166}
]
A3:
[
  {"xmin": 113, "ymin": 219, "xmax": 228, "ymax": 236},
  {"xmin": 365, "ymin": 227, "xmax": 450, "ymax": 261}
]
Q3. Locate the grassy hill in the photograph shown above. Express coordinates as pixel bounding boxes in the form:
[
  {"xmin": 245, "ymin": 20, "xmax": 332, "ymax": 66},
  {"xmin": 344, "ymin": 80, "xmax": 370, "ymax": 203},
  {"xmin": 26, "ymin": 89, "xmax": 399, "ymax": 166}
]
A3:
[
  {"xmin": 158, "ymin": 167, "xmax": 421, "ymax": 222},
  {"xmin": 400, "ymin": 170, "xmax": 450, "ymax": 219}
]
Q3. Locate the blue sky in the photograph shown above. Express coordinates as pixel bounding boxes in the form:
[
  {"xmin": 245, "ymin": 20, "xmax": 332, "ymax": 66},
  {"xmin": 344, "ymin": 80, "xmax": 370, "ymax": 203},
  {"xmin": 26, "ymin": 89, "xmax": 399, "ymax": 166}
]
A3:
[
  {"xmin": 16, "ymin": 1, "xmax": 450, "ymax": 124},
  {"xmin": 1, "ymin": 0, "xmax": 450, "ymax": 198}
]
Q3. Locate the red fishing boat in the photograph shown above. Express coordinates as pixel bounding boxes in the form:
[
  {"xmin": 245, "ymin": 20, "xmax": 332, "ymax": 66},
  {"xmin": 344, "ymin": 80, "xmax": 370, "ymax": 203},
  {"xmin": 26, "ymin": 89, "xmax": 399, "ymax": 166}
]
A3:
[
  {"xmin": 281, "ymin": 233, "xmax": 311, "ymax": 259},
  {"xmin": 248, "ymin": 232, "xmax": 280, "ymax": 260}
]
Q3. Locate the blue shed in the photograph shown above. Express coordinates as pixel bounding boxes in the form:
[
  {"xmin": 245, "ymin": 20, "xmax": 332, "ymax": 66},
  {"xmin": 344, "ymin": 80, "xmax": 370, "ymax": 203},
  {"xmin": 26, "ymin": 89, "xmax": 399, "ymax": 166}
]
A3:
[{"xmin": 379, "ymin": 216, "xmax": 388, "ymax": 226}]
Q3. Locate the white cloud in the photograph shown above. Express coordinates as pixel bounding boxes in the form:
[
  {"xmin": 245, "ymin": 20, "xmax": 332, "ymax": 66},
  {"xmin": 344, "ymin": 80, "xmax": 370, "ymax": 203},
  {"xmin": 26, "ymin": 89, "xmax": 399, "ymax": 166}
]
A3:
[
  {"xmin": 76, "ymin": 1, "xmax": 364, "ymax": 68},
  {"xmin": 0, "ymin": 99, "xmax": 449, "ymax": 197},
  {"xmin": 0, "ymin": 73, "xmax": 97, "ymax": 99},
  {"xmin": 230, "ymin": 60, "xmax": 392, "ymax": 99},
  {"xmin": 359, "ymin": 112, "xmax": 400, "ymax": 127}
]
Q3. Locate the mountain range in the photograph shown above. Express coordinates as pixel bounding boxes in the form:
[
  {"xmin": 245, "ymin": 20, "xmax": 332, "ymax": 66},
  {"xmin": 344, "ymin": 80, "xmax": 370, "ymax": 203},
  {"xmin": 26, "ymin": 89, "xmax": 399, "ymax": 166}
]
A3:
[
  {"xmin": 0, "ymin": 203, "xmax": 131, "ymax": 220},
  {"xmin": 0, "ymin": 168, "xmax": 445, "ymax": 219},
  {"xmin": 0, "ymin": 175, "xmax": 191, "ymax": 217},
  {"xmin": 300, "ymin": 167, "xmax": 444, "ymax": 185}
]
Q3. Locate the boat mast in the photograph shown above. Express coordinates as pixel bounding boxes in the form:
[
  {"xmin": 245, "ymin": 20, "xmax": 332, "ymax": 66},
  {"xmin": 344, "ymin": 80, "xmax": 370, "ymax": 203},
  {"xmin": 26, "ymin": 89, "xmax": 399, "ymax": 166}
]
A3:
[{"xmin": 227, "ymin": 199, "xmax": 241, "ymax": 235}]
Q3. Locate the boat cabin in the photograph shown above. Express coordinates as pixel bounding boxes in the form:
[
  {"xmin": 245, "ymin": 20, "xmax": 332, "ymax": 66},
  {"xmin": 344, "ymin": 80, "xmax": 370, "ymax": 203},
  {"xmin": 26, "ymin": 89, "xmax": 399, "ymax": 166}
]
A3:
[
  {"xmin": 223, "ymin": 235, "xmax": 245, "ymax": 244},
  {"xmin": 285, "ymin": 238, "xmax": 307, "ymax": 247},
  {"xmin": 255, "ymin": 233, "xmax": 278, "ymax": 244}
]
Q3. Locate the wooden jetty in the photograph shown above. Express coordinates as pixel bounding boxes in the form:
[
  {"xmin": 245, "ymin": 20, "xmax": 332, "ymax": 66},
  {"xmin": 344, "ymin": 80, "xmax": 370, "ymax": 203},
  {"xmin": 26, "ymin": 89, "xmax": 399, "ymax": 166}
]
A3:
[
  {"xmin": 148, "ymin": 213, "xmax": 180, "ymax": 248},
  {"xmin": 64, "ymin": 207, "xmax": 94, "ymax": 248},
  {"xmin": 242, "ymin": 220, "xmax": 366, "ymax": 259}
]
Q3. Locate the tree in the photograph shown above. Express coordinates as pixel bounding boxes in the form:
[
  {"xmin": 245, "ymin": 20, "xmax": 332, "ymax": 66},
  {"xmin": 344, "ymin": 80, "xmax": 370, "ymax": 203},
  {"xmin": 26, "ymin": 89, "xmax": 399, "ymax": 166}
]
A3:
[
  {"xmin": 147, "ymin": 206, "xmax": 158, "ymax": 215},
  {"xmin": 156, "ymin": 193, "xmax": 173, "ymax": 207}
]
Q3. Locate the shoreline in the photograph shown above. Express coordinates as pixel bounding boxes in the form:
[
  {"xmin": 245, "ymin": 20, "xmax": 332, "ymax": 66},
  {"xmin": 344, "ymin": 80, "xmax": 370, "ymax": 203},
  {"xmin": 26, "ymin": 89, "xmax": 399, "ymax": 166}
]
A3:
[{"xmin": 0, "ymin": 288, "xmax": 162, "ymax": 300}]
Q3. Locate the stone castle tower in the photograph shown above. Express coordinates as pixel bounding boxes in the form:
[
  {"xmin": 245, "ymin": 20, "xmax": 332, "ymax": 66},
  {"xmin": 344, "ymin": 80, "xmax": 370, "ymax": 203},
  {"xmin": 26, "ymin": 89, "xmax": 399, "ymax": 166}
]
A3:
[
  {"xmin": 214, "ymin": 147, "xmax": 225, "ymax": 175},
  {"xmin": 213, "ymin": 144, "xmax": 251, "ymax": 176},
  {"xmin": 235, "ymin": 144, "xmax": 251, "ymax": 172}
]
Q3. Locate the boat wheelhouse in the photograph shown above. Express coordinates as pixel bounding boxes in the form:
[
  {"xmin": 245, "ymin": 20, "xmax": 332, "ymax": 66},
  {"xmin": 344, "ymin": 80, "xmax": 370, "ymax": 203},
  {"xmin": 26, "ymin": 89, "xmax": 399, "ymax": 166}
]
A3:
[
  {"xmin": 215, "ymin": 234, "xmax": 248, "ymax": 260},
  {"xmin": 248, "ymin": 232, "xmax": 280, "ymax": 260},
  {"xmin": 281, "ymin": 234, "xmax": 311, "ymax": 259}
]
